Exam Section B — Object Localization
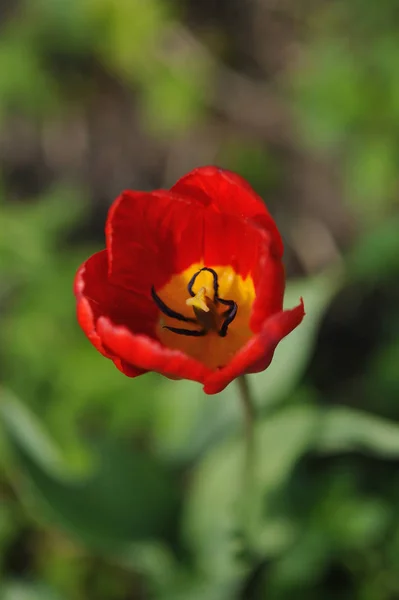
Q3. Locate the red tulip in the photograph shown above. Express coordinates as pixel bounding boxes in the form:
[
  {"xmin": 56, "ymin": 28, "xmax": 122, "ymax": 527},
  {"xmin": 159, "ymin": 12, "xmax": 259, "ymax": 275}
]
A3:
[{"xmin": 74, "ymin": 166, "xmax": 304, "ymax": 394}]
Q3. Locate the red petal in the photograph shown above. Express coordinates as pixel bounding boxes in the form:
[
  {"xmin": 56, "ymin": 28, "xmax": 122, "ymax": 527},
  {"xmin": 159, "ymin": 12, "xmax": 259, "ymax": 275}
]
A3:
[
  {"xmin": 106, "ymin": 186, "xmax": 278, "ymax": 291},
  {"xmin": 250, "ymin": 228, "xmax": 285, "ymax": 331},
  {"xmin": 106, "ymin": 190, "xmax": 204, "ymax": 293},
  {"xmin": 203, "ymin": 298, "xmax": 305, "ymax": 394},
  {"xmin": 171, "ymin": 166, "xmax": 283, "ymax": 257},
  {"xmin": 74, "ymin": 250, "xmax": 150, "ymax": 377},
  {"xmin": 113, "ymin": 358, "xmax": 144, "ymax": 378},
  {"xmin": 75, "ymin": 250, "xmax": 156, "ymax": 333},
  {"xmin": 96, "ymin": 317, "xmax": 211, "ymax": 384},
  {"xmin": 202, "ymin": 210, "xmax": 262, "ymax": 279}
]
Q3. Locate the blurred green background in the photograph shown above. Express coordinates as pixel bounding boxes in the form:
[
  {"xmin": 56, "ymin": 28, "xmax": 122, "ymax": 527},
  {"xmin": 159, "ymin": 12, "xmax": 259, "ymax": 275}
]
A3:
[{"xmin": 1, "ymin": 1, "xmax": 399, "ymax": 599}]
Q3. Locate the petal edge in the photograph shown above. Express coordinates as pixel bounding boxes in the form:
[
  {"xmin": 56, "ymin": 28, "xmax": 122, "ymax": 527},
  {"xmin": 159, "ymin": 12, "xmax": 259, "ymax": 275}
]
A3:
[{"xmin": 203, "ymin": 298, "xmax": 305, "ymax": 394}]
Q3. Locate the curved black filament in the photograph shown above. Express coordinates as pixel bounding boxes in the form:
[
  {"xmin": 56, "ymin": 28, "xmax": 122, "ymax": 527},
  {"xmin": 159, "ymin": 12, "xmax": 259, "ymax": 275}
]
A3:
[
  {"xmin": 151, "ymin": 286, "xmax": 197, "ymax": 323},
  {"xmin": 163, "ymin": 325, "xmax": 207, "ymax": 337},
  {"xmin": 218, "ymin": 298, "xmax": 238, "ymax": 337},
  {"xmin": 187, "ymin": 267, "xmax": 219, "ymax": 301}
]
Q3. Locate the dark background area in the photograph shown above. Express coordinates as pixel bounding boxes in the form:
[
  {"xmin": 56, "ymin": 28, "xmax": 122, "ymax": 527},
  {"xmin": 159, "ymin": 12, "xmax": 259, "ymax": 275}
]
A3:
[{"xmin": 1, "ymin": 1, "xmax": 399, "ymax": 599}]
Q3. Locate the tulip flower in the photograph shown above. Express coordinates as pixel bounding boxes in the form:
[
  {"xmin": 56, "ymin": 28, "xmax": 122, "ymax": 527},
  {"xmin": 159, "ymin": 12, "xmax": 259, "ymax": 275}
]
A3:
[{"xmin": 74, "ymin": 166, "xmax": 304, "ymax": 394}]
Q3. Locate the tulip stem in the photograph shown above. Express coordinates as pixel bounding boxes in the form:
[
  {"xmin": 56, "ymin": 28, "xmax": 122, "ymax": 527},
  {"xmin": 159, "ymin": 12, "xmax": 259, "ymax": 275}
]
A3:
[
  {"xmin": 237, "ymin": 374, "xmax": 255, "ymax": 465},
  {"xmin": 237, "ymin": 375, "xmax": 257, "ymax": 555}
]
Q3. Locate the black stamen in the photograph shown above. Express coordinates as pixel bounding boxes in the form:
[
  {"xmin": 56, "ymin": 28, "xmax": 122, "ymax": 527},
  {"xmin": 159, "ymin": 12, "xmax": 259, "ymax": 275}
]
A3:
[
  {"xmin": 187, "ymin": 267, "xmax": 219, "ymax": 301},
  {"xmin": 218, "ymin": 299, "xmax": 238, "ymax": 337},
  {"xmin": 153, "ymin": 268, "xmax": 238, "ymax": 339},
  {"xmin": 163, "ymin": 325, "xmax": 207, "ymax": 337},
  {"xmin": 151, "ymin": 286, "xmax": 197, "ymax": 323},
  {"xmin": 218, "ymin": 297, "xmax": 235, "ymax": 307}
]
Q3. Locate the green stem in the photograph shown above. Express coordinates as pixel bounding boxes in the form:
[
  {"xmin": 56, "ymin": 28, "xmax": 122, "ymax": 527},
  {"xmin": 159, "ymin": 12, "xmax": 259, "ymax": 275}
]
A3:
[
  {"xmin": 237, "ymin": 375, "xmax": 256, "ymax": 554},
  {"xmin": 237, "ymin": 375, "xmax": 255, "ymax": 469}
]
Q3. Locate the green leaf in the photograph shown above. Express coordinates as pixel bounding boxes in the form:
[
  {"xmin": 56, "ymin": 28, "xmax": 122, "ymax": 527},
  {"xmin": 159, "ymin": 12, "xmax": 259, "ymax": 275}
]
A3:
[
  {"xmin": 1, "ymin": 581, "xmax": 63, "ymax": 600},
  {"xmin": 0, "ymin": 389, "xmax": 81, "ymax": 476},
  {"xmin": 182, "ymin": 405, "xmax": 318, "ymax": 579},
  {"xmin": 0, "ymin": 390, "xmax": 179, "ymax": 550},
  {"xmin": 315, "ymin": 406, "xmax": 399, "ymax": 457},
  {"xmin": 251, "ymin": 267, "xmax": 343, "ymax": 408}
]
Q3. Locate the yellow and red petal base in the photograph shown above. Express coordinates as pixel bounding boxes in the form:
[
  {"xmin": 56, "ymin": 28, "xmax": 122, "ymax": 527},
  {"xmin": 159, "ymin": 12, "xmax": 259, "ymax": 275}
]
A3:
[{"xmin": 154, "ymin": 263, "xmax": 255, "ymax": 370}]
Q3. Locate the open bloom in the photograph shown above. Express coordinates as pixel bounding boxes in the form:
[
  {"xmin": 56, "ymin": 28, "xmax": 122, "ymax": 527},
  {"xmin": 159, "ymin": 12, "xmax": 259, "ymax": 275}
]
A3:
[{"xmin": 74, "ymin": 166, "xmax": 304, "ymax": 394}]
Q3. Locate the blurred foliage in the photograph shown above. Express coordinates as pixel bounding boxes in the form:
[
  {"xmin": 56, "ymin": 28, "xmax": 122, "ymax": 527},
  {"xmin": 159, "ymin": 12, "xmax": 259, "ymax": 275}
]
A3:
[
  {"xmin": 1, "ymin": 0, "xmax": 399, "ymax": 599},
  {"xmin": 294, "ymin": 0, "xmax": 399, "ymax": 223},
  {"xmin": 0, "ymin": 0, "xmax": 207, "ymax": 133}
]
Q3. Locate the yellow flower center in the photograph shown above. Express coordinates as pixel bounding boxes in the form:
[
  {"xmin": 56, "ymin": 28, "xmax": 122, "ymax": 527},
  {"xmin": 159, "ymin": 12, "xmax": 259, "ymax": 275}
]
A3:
[{"xmin": 152, "ymin": 264, "xmax": 255, "ymax": 370}]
